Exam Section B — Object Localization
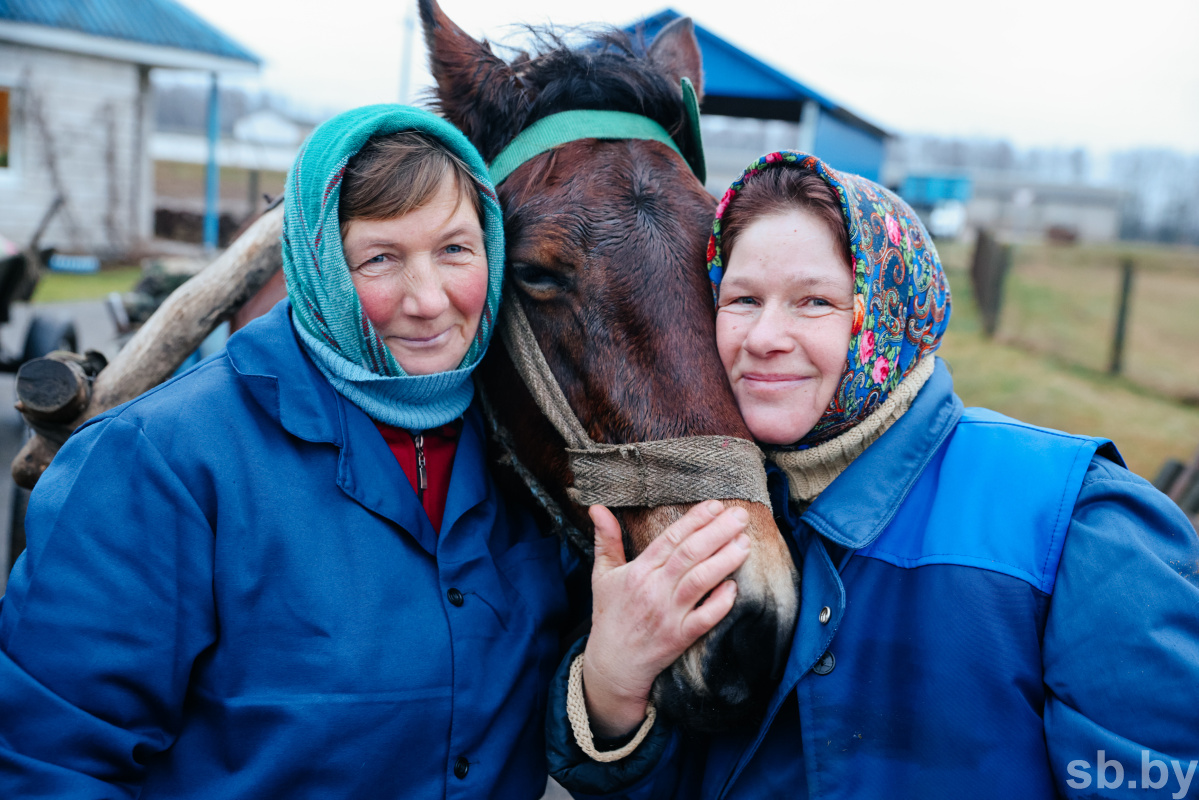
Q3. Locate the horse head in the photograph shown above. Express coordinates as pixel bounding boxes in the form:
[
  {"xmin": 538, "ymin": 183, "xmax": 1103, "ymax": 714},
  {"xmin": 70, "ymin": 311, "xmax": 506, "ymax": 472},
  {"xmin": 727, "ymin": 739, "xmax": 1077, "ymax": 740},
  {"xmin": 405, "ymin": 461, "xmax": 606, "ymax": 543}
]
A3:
[{"xmin": 420, "ymin": 0, "xmax": 798, "ymax": 732}]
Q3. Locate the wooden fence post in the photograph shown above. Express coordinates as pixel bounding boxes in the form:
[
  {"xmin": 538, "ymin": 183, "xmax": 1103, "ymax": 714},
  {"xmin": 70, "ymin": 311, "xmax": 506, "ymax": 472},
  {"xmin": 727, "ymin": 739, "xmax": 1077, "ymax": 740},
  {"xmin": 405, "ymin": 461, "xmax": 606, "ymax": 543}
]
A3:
[
  {"xmin": 1108, "ymin": 258, "xmax": 1135, "ymax": 375},
  {"xmin": 970, "ymin": 229, "xmax": 1012, "ymax": 338}
]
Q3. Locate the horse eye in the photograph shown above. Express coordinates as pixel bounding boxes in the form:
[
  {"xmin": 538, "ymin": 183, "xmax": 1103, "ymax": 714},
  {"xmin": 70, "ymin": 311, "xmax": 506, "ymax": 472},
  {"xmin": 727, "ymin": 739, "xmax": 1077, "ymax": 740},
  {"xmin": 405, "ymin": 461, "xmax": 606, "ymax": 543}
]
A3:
[{"xmin": 510, "ymin": 262, "xmax": 572, "ymax": 297}]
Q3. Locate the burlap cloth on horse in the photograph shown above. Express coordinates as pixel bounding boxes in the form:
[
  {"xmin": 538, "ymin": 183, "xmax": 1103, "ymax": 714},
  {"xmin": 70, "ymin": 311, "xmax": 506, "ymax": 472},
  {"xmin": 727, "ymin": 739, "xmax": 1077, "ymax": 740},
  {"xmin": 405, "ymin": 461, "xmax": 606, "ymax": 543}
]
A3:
[{"xmin": 496, "ymin": 291, "xmax": 771, "ymax": 511}]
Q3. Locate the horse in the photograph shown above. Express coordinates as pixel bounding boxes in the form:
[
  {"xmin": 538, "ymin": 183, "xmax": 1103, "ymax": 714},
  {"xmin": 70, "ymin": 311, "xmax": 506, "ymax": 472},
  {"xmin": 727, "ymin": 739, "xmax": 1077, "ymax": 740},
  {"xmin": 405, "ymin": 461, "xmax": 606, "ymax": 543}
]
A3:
[{"xmin": 420, "ymin": 0, "xmax": 799, "ymax": 732}]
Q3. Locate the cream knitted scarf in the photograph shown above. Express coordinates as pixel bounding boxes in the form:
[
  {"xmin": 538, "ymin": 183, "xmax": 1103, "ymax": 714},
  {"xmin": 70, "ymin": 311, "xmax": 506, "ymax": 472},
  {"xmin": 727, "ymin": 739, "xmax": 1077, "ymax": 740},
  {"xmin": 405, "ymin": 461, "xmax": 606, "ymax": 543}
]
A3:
[{"xmin": 768, "ymin": 356, "xmax": 936, "ymax": 504}]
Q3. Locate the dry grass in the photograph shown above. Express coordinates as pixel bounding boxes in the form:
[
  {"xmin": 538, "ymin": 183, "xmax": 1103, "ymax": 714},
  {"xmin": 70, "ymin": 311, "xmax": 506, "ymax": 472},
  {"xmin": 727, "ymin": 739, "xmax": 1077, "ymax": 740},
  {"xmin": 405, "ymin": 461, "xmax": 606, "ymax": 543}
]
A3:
[
  {"xmin": 934, "ymin": 240, "xmax": 1199, "ymax": 480},
  {"xmin": 993, "ymin": 242, "xmax": 1199, "ymax": 400}
]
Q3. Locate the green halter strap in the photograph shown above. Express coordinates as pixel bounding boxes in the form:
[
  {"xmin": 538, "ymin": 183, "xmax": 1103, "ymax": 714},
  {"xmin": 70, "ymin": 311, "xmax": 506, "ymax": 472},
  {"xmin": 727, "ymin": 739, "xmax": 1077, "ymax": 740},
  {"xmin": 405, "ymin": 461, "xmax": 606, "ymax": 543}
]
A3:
[{"xmin": 487, "ymin": 77, "xmax": 706, "ymax": 186}]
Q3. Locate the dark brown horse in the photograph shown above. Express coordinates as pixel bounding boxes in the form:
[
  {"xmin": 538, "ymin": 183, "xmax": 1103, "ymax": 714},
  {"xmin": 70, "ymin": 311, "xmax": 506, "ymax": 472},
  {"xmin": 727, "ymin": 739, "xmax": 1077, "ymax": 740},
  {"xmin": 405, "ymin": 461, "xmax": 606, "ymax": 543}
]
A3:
[{"xmin": 421, "ymin": 0, "xmax": 798, "ymax": 731}]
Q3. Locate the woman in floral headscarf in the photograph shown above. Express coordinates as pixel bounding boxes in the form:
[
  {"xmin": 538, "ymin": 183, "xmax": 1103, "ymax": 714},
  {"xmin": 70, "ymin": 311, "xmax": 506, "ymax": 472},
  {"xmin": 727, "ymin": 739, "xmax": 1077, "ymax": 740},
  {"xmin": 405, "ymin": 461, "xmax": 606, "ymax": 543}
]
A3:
[{"xmin": 544, "ymin": 152, "xmax": 1199, "ymax": 799}]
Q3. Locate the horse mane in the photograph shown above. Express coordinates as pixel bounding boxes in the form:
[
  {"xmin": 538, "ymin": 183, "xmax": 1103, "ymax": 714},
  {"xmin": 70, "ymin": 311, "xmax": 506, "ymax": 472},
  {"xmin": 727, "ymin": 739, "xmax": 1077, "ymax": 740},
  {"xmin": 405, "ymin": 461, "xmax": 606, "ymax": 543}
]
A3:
[{"xmin": 425, "ymin": 27, "xmax": 696, "ymax": 164}]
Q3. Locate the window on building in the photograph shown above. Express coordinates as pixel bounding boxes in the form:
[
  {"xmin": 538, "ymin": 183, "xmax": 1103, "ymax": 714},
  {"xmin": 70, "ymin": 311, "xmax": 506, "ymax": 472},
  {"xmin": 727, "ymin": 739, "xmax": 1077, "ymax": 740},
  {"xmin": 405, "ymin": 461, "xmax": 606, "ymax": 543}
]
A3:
[{"xmin": 0, "ymin": 87, "xmax": 10, "ymax": 168}]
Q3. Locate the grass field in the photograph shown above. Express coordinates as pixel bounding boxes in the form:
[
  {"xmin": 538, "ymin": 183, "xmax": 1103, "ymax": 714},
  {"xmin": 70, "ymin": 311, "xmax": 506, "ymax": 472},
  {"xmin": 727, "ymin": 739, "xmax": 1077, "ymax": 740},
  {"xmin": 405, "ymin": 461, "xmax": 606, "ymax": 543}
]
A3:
[
  {"xmin": 989, "ymin": 242, "xmax": 1199, "ymax": 401},
  {"xmin": 31, "ymin": 266, "xmax": 142, "ymax": 304},
  {"xmin": 936, "ymin": 241, "xmax": 1199, "ymax": 479}
]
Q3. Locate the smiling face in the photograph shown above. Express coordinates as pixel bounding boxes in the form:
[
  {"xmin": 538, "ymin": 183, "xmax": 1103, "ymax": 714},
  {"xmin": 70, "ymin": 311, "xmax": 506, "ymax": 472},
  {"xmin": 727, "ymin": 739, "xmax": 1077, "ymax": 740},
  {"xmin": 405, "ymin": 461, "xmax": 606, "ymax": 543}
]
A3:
[
  {"xmin": 342, "ymin": 173, "xmax": 488, "ymax": 375},
  {"xmin": 716, "ymin": 209, "xmax": 856, "ymax": 445}
]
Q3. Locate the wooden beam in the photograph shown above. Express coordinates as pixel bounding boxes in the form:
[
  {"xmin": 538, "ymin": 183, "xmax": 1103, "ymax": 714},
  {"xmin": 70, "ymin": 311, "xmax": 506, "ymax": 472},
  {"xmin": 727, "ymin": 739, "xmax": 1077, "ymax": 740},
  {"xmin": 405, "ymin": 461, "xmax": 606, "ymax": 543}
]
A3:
[{"xmin": 11, "ymin": 203, "xmax": 284, "ymax": 489}]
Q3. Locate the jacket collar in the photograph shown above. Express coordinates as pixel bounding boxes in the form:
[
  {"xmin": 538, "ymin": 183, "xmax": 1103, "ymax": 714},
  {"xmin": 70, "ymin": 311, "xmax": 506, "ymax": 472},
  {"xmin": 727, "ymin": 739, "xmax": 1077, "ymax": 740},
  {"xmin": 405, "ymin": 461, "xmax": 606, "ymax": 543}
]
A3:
[
  {"xmin": 799, "ymin": 357, "xmax": 963, "ymax": 551},
  {"xmin": 226, "ymin": 300, "xmax": 344, "ymax": 447},
  {"xmin": 225, "ymin": 300, "xmax": 490, "ymax": 556}
]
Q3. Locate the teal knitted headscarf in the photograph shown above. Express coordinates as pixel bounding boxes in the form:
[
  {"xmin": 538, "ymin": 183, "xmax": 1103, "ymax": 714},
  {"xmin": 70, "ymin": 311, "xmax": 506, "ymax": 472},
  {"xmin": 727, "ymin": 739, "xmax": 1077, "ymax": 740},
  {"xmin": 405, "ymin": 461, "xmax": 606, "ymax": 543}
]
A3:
[{"xmin": 282, "ymin": 105, "xmax": 504, "ymax": 429}]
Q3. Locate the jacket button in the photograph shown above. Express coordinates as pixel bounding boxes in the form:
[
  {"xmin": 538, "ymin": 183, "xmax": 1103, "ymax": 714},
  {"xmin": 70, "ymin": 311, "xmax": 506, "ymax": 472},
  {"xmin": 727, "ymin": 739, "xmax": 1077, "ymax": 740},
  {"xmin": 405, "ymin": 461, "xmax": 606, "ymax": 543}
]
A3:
[
  {"xmin": 447, "ymin": 588, "xmax": 464, "ymax": 607},
  {"xmin": 818, "ymin": 606, "xmax": 831, "ymax": 625},
  {"xmin": 812, "ymin": 650, "xmax": 836, "ymax": 675},
  {"xmin": 453, "ymin": 756, "xmax": 469, "ymax": 779}
]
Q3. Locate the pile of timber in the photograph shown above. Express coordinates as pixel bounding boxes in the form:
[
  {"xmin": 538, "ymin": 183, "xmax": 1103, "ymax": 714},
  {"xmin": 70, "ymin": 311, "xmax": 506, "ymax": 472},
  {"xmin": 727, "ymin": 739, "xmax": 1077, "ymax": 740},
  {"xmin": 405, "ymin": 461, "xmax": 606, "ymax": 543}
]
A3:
[{"xmin": 1154, "ymin": 448, "xmax": 1199, "ymax": 531}]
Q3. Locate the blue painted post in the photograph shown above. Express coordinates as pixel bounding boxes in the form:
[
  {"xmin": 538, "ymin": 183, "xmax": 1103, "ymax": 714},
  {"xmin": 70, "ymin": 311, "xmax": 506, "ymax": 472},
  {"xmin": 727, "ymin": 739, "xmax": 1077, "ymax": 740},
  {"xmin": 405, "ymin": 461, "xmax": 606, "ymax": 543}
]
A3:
[{"xmin": 203, "ymin": 71, "xmax": 220, "ymax": 250}]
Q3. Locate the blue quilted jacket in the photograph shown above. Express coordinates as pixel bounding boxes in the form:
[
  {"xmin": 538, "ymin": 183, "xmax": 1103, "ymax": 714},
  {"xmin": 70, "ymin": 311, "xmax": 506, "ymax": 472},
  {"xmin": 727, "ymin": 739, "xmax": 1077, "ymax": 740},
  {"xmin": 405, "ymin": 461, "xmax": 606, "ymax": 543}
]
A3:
[{"xmin": 548, "ymin": 358, "xmax": 1199, "ymax": 800}]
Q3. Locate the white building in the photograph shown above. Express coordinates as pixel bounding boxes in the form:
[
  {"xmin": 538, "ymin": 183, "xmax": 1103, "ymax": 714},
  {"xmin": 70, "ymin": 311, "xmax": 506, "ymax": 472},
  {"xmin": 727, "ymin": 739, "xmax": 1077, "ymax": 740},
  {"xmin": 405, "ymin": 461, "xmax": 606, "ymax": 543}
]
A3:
[
  {"xmin": 967, "ymin": 177, "xmax": 1124, "ymax": 243},
  {"xmin": 0, "ymin": 1, "xmax": 258, "ymax": 255}
]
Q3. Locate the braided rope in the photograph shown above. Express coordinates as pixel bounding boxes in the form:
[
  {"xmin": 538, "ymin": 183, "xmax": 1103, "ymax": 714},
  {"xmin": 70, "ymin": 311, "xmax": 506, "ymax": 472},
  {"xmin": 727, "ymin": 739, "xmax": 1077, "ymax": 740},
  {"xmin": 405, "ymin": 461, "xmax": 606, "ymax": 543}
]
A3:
[{"xmin": 567, "ymin": 653, "xmax": 657, "ymax": 762}]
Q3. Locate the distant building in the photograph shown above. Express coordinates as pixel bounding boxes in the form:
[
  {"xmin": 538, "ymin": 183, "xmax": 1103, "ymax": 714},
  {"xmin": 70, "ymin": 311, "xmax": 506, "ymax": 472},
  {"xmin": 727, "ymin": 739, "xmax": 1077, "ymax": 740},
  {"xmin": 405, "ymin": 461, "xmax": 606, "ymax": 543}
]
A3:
[
  {"xmin": 901, "ymin": 174, "xmax": 972, "ymax": 239},
  {"xmin": 630, "ymin": 10, "xmax": 888, "ymax": 193},
  {"xmin": 886, "ymin": 137, "xmax": 1126, "ymax": 243},
  {"xmin": 967, "ymin": 177, "xmax": 1123, "ymax": 243},
  {"xmin": 152, "ymin": 103, "xmax": 308, "ymax": 219},
  {"xmin": 0, "ymin": 0, "xmax": 258, "ymax": 255}
]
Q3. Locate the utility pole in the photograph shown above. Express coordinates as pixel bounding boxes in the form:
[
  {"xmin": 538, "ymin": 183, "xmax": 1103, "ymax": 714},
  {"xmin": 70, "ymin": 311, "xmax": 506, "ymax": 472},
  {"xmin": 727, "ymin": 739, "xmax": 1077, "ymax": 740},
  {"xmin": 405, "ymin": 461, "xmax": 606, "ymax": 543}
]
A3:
[{"xmin": 399, "ymin": 6, "xmax": 416, "ymax": 104}]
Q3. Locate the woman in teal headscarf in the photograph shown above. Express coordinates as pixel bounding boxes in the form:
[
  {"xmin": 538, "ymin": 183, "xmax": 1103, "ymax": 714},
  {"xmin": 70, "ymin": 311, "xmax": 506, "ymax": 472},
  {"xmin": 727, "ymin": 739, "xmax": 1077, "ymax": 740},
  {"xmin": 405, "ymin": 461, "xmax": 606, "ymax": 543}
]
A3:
[
  {"xmin": 546, "ymin": 152, "xmax": 1199, "ymax": 799},
  {"xmin": 0, "ymin": 105, "xmax": 569, "ymax": 798}
]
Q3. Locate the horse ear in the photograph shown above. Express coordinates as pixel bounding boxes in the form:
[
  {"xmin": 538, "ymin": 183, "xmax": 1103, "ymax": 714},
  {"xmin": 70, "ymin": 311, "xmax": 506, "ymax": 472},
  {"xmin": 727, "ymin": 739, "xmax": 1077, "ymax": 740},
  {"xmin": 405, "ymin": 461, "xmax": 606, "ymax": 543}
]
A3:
[
  {"xmin": 648, "ymin": 16, "xmax": 704, "ymax": 102},
  {"xmin": 418, "ymin": 0, "xmax": 524, "ymax": 158}
]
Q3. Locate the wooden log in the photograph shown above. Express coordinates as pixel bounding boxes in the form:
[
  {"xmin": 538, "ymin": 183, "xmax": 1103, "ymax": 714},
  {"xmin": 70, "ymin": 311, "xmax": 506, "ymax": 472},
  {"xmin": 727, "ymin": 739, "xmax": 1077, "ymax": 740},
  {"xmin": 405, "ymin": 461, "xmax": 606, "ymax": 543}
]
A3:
[
  {"xmin": 12, "ymin": 435, "xmax": 62, "ymax": 490},
  {"xmin": 1167, "ymin": 445, "xmax": 1199, "ymax": 506},
  {"xmin": 16, "ymin": 350, "xmax": 106, "ymax": 425},
  {"xmin": 10, "ymin": 203, "xmax": 284, "ymax": 490}
]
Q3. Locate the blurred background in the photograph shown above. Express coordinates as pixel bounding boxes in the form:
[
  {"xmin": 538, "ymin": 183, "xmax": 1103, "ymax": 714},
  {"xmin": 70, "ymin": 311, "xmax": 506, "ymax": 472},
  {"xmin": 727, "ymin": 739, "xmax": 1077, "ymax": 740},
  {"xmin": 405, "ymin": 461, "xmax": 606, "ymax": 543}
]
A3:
[{"xmin": 1, "ymin": 0, "xmax": 1197, "ymax": 581}]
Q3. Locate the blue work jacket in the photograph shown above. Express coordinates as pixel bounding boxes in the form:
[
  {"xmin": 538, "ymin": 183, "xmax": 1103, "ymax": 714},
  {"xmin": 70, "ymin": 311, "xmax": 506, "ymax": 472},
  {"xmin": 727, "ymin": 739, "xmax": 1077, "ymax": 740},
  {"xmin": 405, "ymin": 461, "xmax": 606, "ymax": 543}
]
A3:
[
  {"xmin": 548, "ymin": 358, "xmax": 1199, "ymax": 800},
  {"xmin": 0, "ymin": 302, "xmax": 571, "ymax": 799}
]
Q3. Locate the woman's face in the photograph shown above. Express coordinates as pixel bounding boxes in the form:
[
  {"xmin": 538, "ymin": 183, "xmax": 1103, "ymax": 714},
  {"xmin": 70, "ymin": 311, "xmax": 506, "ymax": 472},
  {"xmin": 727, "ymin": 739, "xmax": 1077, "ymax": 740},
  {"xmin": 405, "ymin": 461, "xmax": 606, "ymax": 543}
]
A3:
[
  {"xmin": 342, "ymin": 174, "xmax": 488, "ymax": 375},
  {"xmin": 716, "ymin": 209, "xmax": 855, "ymax": 445}
]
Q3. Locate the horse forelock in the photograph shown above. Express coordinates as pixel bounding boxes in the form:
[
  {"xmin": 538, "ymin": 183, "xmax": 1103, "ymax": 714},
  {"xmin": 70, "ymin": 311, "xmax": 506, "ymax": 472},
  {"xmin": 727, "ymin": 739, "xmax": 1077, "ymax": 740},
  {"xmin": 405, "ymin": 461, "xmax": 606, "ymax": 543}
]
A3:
[{"xmin": 432, "ymin": 26, "xmax": 695, "ymax": 164}]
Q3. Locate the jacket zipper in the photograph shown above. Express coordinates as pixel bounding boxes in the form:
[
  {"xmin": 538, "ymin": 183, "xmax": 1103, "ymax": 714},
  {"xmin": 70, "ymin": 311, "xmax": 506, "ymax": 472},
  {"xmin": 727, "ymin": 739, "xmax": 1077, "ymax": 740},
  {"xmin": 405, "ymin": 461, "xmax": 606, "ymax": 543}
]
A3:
[{"xmin": 414, "ymin": 432, "xmax": 427, "ymax": 503}]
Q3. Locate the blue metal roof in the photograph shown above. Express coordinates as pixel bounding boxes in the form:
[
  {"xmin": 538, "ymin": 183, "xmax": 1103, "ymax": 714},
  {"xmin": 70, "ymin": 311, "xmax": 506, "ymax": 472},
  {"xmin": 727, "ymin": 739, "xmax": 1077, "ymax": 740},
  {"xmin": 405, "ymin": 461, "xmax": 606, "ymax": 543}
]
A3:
[
  {"xmin": 0, "ymin": 0, "xmax": 259, "ymax": 65},
  {"xmin": 629, "ymin": 9, "xmax": 885, "ymax": 139}
]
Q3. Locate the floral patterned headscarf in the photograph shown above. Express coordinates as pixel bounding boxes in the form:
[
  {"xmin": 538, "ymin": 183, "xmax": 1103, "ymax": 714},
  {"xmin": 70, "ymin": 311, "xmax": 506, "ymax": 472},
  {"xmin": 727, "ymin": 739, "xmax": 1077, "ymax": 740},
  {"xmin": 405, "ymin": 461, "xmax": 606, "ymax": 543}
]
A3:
[{"xmin": 707, "ymin": 151, "xmax": 952, "ymax": 445}]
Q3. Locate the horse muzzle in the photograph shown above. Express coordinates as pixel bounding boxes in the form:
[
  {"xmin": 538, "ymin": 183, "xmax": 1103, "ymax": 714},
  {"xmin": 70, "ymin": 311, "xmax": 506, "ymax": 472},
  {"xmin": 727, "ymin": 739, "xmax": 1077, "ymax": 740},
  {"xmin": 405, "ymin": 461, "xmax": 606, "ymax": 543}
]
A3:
[{"xmin": 652, "ymin": 505, "xmax": 799, "ymax": 733}]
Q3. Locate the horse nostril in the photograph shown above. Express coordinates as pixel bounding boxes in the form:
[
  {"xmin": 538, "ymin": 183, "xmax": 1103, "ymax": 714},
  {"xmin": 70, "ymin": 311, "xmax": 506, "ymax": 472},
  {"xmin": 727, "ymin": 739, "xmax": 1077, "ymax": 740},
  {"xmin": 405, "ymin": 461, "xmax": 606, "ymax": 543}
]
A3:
[
  {"xmin": 723, "ymin": 595, "xmax": 785, "ymax": 686},
  {"xmin": 653, "ymin": 593, "xmax": 790, "ymax": 734}
]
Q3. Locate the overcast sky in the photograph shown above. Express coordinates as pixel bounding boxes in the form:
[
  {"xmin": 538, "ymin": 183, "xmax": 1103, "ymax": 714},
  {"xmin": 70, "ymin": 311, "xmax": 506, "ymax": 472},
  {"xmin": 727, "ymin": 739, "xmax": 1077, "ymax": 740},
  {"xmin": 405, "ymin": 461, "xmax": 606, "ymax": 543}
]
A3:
[{"xmin": 175, "ymin": 0, "xmax": 1199, "ymax": 155}]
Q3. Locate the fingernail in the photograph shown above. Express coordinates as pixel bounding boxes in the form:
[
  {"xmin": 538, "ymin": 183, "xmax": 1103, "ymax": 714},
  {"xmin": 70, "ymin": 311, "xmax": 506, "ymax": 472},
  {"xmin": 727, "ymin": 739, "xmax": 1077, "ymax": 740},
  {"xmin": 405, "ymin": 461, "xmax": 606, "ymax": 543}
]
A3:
[
  {"xmin": 706, "ymin": 500, "xmax": 724, "ymax": 514},
  {"xmin": 735, "ymin": 534, "xmax": 750, "ymax": 550},
  {"xmin": 731, "ymin": 507, "xmax": 749, "ymax": 523}
]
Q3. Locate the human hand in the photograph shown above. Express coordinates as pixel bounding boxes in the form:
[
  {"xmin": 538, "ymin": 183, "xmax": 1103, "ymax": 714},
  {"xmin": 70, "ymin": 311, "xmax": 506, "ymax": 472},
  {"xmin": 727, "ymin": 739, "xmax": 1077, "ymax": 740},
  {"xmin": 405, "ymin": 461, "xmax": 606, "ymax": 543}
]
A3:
[{"xmin": 581, "ymin": 500, "xmax": 751, "ymax": 737}]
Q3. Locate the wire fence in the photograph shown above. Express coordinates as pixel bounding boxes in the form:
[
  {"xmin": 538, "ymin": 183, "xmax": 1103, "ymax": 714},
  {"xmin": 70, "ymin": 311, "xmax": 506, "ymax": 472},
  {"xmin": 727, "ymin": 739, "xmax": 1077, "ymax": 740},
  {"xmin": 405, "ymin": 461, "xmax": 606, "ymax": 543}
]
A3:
[{"xmin": 986, "ymin": 241, "xmax": 1199, "ymax": 403}]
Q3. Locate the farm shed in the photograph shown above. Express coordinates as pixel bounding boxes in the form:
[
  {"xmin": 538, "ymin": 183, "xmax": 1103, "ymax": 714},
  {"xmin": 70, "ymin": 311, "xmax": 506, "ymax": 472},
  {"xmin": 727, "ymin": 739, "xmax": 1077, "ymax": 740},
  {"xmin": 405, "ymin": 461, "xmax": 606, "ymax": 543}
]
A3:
[
  {"xmin": 629, "ymin": 9, "xmax": 888, "ymax": 190},
  {"xmin": 0, "ymin": 0, "xmax": 259, "ymax": 255}
]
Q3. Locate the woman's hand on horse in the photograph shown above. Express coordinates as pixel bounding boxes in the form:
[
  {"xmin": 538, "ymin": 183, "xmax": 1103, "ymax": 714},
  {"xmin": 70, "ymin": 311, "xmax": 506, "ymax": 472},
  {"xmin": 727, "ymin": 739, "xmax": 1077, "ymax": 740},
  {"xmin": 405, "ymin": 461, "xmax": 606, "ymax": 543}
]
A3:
[{"xmin": 582, "ymin": 501, "xmax": 751, "ymax": 737}]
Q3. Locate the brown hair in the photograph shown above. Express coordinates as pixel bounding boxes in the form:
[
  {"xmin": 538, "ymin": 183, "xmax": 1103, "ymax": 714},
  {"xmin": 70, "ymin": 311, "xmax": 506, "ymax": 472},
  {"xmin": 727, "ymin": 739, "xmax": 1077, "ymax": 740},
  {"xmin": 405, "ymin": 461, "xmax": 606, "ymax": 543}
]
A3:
[
  {"xmin": 720, "ymin": 168, "xmax": 851, "ymax": 268},
  {"xmin": 338, "ymin": 131, "xmax": 483, "ymax": 238}
]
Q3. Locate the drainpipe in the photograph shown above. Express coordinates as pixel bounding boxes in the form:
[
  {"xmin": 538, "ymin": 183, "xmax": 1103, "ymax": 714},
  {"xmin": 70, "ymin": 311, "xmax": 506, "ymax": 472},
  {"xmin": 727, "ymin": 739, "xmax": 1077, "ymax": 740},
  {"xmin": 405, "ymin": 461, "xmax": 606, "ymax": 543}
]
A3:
[
  {"xmin": 796, "ymin": 99, "xmax": 820, "ymax": 156},
  {"xmin": 203, "ymin": 71, "xmax": 220, "ymax": 251}
]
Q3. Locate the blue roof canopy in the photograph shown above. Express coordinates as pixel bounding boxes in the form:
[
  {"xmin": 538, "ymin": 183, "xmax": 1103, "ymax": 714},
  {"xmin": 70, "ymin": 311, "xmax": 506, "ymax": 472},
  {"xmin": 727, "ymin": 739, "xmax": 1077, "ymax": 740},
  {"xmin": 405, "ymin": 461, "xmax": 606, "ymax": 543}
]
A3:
[
  {"xmin": 626, "ymin": 9, "xmax": 887, "ymax": 181},
  {"xmin": 628, "ymin": 10, "xmax": 885, "ymax": 138},
  {"xmin": 0, "ymin": 0, "xmax": 259, "ymax": 66}
]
